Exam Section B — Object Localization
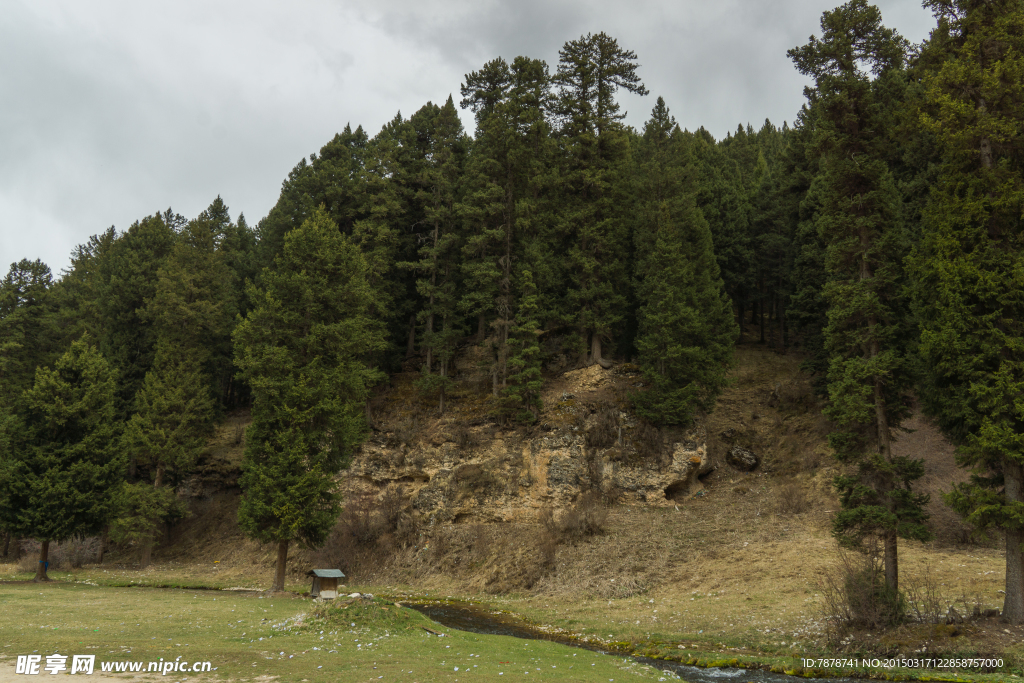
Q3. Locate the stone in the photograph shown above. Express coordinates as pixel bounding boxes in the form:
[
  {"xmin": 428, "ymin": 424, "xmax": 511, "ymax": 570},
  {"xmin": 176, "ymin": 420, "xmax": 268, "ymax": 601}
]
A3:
[
  {"xmin": 726, "ymin": 445, "xmax": 759, "ymax": 471},
  {"xmin": 342, "ymin": 404, "xmax": 710, "ymax": 516}
]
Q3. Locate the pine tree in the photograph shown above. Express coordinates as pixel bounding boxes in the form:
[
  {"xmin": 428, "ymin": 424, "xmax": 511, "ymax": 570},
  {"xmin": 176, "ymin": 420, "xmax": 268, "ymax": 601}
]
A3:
[
  {"xmin": 115, "ymin": 344, "xmax": 216, "ymax": 567},
  {"xmin": 0, "ymin": 337, "xmax": 123, "ymax": 581},
  {"xmin": 790, "ymin": 0, "xmax": 929, "ymax": 598},
  {"xmin": 404, "ymin": 98, "xmax": 467, "ymax": 413},
  {"xmin": 911, "ymin": 0, "xmax": 1024, "ymax": 622},
  {"xmin": 632, "ymin": 99, "xmax": 736, "ymax": 424},
  {"xmin": 147, "ymin": 201, "xmax": 237, "ymax": 405},
  {"xmin": 255, "ymin": 125, "xmax": 369, "ymax": 268},
  {"xmin": 97, "ymin": 214, "xmax": 177, "ymax": 418},
  {"xmin": 459, "ymin": 55, "xmax": 553, "ymax": 393},
  {"xmin": 50, "ymin": 228, "xmax": 118, "ymax": 349},
  {"xmin": 234, "ymin": 208, "xmax": 386, "ymax": 591},
  {"xmin": 496, "ymin": 269, "xmax": 544, "ymax": 423},
  {"xmin": 0, "ymin": 259, "xmax": 58, "ymax": 408},
  {"xmin": 553, "ymin": 32, "xmax": 648, "ymax": 365}
]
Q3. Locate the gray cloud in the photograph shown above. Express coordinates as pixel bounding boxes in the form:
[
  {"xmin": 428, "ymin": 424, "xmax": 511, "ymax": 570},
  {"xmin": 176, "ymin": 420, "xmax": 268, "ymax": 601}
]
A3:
[{"xmin": 0, "ymin": 0, "xmax": 936, "ymax": 276}]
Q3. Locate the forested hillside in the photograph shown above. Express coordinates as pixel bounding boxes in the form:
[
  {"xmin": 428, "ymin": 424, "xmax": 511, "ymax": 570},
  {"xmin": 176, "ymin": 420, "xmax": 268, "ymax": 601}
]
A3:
[{"xmin": 2, "ymin": 0, "xmax": 1023, "ymax": 623}]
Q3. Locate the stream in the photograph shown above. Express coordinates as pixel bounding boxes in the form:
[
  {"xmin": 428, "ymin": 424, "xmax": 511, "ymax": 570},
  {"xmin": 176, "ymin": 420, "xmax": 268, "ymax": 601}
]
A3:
[{"xmin": 407, "ymin": 601, "xmax": 905, "ymax": 683}]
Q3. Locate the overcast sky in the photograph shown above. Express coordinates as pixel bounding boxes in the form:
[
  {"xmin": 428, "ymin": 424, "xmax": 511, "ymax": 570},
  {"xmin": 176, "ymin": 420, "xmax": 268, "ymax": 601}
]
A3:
[{"xmin": 0, "ymin": 0, "xmax": 936, "ymax": 276}]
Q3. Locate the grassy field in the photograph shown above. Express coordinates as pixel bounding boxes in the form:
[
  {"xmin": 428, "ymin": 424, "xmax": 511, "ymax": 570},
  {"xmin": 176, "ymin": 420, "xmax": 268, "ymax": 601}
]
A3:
[
  {"xmin": 0, "ymin": 579, "xmax": 671, "ymax": 683},
  {"xmin": 0, "ymin": 556, "xmax": 1018, "ymax": 683}
]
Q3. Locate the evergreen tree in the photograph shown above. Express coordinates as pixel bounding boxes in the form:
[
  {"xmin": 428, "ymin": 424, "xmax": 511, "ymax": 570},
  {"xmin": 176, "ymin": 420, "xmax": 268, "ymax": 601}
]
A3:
[
  {"xmin": 97, "ymin": 214, "xmax": 176, "ymax": 418},
  {"xmin": 495, "ymin": 269, "xmax": 544, "ymax": 423},
  {"xmin": 404, "ymin": 98, "xmax": 467, "ymax": 413},
  {"xmin": 255, "ymin": 125, "xmax": 369, "ymax": 268},
  {"xmin": 234, "ymin": 208, "xmax": 386, "ymax": 591},
  {"xmin": 780, "ymin": 107, "xmax": 830, "ymax": 386},
  {"xmin": 911, "ymin": 0, "xmax": 1024, "ymax": 622},
  {"xmin": 147, "ymin": 200, "xmax": 238, "ymax": 406},
  {"xmin": 50, "ymin": 228, "xmax": 118, "ymax": 349},
  {"xmin": 0, "ymin": 337, "xmax": 123, "ymax": 580},
  {"xmin": 0, "ymin": 259, "xmax": 58, "ymax": 407},
  {"xmin": 459, "ymin": 55, "xmax": 553, "ymax": 393},
  {"xmin": 115, "ymin": 345, "xmax": 216, "ymax": 567},
  {"xmin": 633, "ymin": 99, "xmax": 736, "ymax": 424},
  {"xmin": 790, "ymin": 0, "xmax": 929, "ymax": 597},
  {"xmin": 553, "ymin": 32, "xmax": 648, "ymax": 365}
]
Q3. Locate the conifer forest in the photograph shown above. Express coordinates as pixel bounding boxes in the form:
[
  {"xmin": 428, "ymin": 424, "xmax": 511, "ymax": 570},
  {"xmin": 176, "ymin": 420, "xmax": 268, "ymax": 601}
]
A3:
[{"xmin": 2, "ymin": 0, "xmax": 1024, "ymax": 648}]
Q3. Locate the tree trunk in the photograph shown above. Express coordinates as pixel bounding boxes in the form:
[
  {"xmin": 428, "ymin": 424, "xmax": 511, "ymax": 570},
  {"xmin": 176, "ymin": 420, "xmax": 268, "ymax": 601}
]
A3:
[
  {"xmin": 780, "ymin": 300, "xmax": 788, "ymax": 352},
  {"xmin": 141, "ymin": 467, "xmax": 165, "ymax": 569},
  {"xmin": 758, "ymin": 297, "xmax": 765, "ymax": 343},
  {"xmin": 1004, "ymin": 461, "xmax": 1024, "ymax": 623},
  {"xmin": 97, "ymin": 527, "xmax": 107, "ymax": 565},
  {"xmin": 736, "ymin": 295, "xmax": 745, "ymax": 342},
  {"xmin": 1, "ymin": 530, "xmax": 9, "ymax": 558},
  {"xmin": 34, "ymin": 540, "xmax": 50, "ymax": 582},
  {"xmin": 140, "ymin": 537, "xmax": 154, "ymax": 569},
  {"xmin": 477, "ymin": 313, "xmax": 486, "ymax": 342},
  {"xmin": 406, "ymin": 314, "xmax": 416, "ymax": 358},
  {"xmin": 273, "ymin": 539, "xmax": 289, "ymax": 592},
  {"xmin": 439, "ymin": 358, "xmax": 447, "ymax": 414},
  {"xmin": 590, "ymin": 334, "xmax": 603, "ymax": 366},
  {"xmin": 883, "ymin": 531, "xmax": 899, "ymax": 594}
]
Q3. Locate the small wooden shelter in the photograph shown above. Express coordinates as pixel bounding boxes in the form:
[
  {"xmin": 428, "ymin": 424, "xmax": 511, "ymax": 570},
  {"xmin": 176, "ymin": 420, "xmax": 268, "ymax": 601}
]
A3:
[{"xmin": 307, "ymin": 569, "xmax": 345, "ymax": 599}]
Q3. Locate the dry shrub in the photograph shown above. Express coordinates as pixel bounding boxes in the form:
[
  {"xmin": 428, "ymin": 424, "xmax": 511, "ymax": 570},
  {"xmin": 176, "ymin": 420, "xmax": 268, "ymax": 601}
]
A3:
[
  {"xmin": 540, "ymin": 492, "xmax": 608, "ymax": 544},
  {"xmin": 586, "ymin": 407, "xmax": 619, "ymax": 448},
  {"xmin": 313, "ymin": 487, "xmax": 418, "ymax": 574},
  {"xmin": 451, "ymin": 423, "xmax": 480, "ymax": 450},
  {"xmin": 774, "ymin": 380, "xmax": 816, "ymax": 414},
  {"xmin": 476, "ymin": 526, "xmax": 556, "ymax": 593},
  {"xmin": 422, "ymin": 523, "xmax": 554, "ymax": 593},
  {"xmin": 775, "ymin": 480, "xmax": 810, "ymax": 515},
  {"xmin": 387, "ymin": 415, "xmax": 420, "ymax": 447},
  {"xmin": 903, "ymin": 572, "xmax": 989, "ymax": 625},
  {"xmin": 456, "ymin": 463, "xmax": 497, "ymax": 496},
  {"xmin": 819, "ymin": 548, "xmax": 907, "ymax": 643},
  {"xmin": 18, "ymin": 537, "xmax": 101, "ymax": 571},
  {"xmin": 633, "ymin": 421, "xmax": 663, "ymax": 462}
]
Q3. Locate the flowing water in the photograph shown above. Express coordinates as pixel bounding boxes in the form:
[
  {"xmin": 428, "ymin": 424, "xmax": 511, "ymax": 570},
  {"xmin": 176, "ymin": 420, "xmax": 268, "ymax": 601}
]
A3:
[{"xmin": 407, "ymin": 601, "xmax": 901, "ymax": 683}]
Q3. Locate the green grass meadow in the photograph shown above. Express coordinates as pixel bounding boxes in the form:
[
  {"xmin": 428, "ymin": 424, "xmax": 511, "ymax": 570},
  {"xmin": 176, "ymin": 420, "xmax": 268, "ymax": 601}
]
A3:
[{"xmin": 0, "ymin": 579, "xmax": 670, "ymax": 682}]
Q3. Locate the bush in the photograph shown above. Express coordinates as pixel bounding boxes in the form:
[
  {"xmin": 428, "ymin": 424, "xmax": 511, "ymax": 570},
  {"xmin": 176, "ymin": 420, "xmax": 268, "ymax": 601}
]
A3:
[
  {"xmin": 540, "ymin": 492, "xmax": 608, "ymax": 544},
  {"xmin": 633, "ymin": 421, "xmax": 663, "ymax": 462},
  {"xmin": 819, "ymin": 549, "xmax": 907, "ymax": 642},
  {"xmin": 17, "ymin": 537, "xmax": 101, "ymax": 571},
  {"xmin": 313, "ymin": 486, "xmax": 418, "ymax": 574},
  {"xmin": 775, "ymin": 481, "xmax": 810, "ymax": 515},
  {"xmin": 586, "ymin": 407, "xmax": 619, "ymax": 448}
]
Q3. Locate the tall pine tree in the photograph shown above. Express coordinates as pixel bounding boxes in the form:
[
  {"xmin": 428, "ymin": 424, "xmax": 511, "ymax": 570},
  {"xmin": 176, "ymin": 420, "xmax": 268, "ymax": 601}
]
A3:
[
  {"xmin": 234, "ymin": 208, "xmax": 386, "ymax": 591},
  {"xmin": 790, "ymin": 0, "xmax": 929, "ymax": 599},
  {"xmin": 911, "ymin": 0, "xmax": 1024, "ymax": 622},
  {"xmin": 0, "ymin": 338, "xmax": 123, "ymax": 580},
  {"xmin": 632, "ymin": 99, "xmax": 736, "ymax": 425}
]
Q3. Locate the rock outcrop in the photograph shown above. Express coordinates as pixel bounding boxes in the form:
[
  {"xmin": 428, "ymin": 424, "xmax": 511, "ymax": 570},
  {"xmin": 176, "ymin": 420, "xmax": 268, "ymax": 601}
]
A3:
[{"xmin": 726, "ymin": 445, "xmax": 759, "ymax": 471}]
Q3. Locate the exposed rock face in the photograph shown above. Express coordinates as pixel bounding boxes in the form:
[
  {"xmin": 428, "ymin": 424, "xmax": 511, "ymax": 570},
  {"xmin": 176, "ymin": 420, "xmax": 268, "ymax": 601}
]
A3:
[
  {"xmin": 341, "ymin": 364, "xmax": 711, "ymax": 523},
  {"xmin": 726, "ymin": 445, "xmax": 759, "ymax": 471},
  {"xmin": 343, "ymin": 416, "xmax": 709, "ymax": 524}
]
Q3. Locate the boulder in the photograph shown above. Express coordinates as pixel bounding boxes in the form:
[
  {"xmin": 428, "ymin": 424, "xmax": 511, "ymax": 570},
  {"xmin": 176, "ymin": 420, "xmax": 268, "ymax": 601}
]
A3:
[{"xmin": 726, "ymin": 445, "xmax": 759, "ymax": 471}]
